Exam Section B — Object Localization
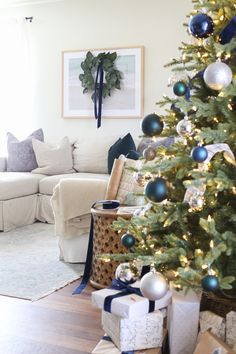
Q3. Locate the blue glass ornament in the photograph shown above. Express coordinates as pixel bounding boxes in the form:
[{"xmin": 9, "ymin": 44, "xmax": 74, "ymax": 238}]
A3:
[
  {"xmin": 191, "ymin": 146, "xmax": 208, "ymax": 163},
  {"xmin": 141, "ymin": 113, "xmax": 164, "ymax": 137},
  {"xmin": 189, "ymin": 13, "xmax": 214, "ymax": 38},
  {"xmin": 202, "ymin": 275, "xmax": 220, "ymax": 292},
  {"xmin": 145, "ymin": 178, "xmax": 167, "ymax": 203},
  {"xmin": 121, "ymin": 233, "xmax": 136, "ymax": 248},
  {"xmin": 173, "ymin": 81, "xmax": 187, "ymax": 96}
]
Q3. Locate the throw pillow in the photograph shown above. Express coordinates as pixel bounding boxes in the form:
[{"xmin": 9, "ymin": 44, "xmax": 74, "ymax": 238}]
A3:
[
  {"xmin": 73, "ymin": 135, "xmax": 120, "ymax": 174},
  {"xmin": 108, "ymin": 133, "xmax": 136, "ymax": 174},
  {"xmin": 116, "ymin": 157, "xmax": 144, "ymax": 205},
  {"xmin": 31, "ymin": 136, "xmax": 74, "ymax": 175},
  {"xmin": 7, "ymin": 128, "xmax": 44, "ymax": 172}
]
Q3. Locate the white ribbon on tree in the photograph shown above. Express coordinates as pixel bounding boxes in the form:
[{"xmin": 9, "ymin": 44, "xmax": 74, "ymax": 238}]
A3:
[{"xmin": 203, "ymin": 143, "xmax": 236, "ymax": 166}]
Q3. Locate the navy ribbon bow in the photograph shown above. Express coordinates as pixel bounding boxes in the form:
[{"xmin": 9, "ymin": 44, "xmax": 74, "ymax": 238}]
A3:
[
  {"xmin": 219, "ymin": 16, "xmax": 236, "ymax": 45},
  {"xmin": 94, "ymin": 61, "xmax": 104, "ymax": 128},
  {"xmin": 103, "ymin": 278, "xmax": 155, "ymax": 313},
  {"xmin": 186, "ymin": 69, "xmax": 205, "ymax": 102}
]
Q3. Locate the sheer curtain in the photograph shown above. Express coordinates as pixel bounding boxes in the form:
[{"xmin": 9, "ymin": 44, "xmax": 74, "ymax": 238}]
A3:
[{"xmin": 0, "ymin": 18, "xmax": 34, "ymax": 155}]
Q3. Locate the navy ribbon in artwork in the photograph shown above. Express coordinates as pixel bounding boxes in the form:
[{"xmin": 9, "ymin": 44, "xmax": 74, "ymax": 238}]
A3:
[
  {"xmin": 219, "ymin": 16, "xmax": 236, "ymax": 45},
  {"xmin": 94, "ymin": 61, "xmax": 104, "ymax": 129},
  {"xmin": 103, "ymin": 278, "xmax": 155, "ymax": 313}
]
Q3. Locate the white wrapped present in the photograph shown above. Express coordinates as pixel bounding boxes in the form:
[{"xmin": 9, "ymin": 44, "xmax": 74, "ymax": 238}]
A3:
[
  {"xmin": 167, "ymin": 288, "xmax": 200, "ymax": 354},
  {"xmin": 91, "ymin": 282, "xmax": 172, "ymax": 319},
  {"xmin": 226, "ymin": 311, "xmax": 236, "ymax": 349},
  {"xmin": 102, "ymin": 310, "xmax": 163, "ymax": 352},
  {"xmin": 200, "ymin": 310, "xmax": 226, "ymax": 340}
]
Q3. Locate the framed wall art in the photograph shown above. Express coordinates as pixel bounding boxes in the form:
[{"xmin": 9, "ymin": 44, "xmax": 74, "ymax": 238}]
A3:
[{"xmin": 62, "ymin": 46, "xmax": 144, "ymax": 119}]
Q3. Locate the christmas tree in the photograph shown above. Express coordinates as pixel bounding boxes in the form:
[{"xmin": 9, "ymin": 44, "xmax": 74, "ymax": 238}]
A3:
[{"xmin": 111, "ymin": 0, "xmax": 236, "ymax": 294}]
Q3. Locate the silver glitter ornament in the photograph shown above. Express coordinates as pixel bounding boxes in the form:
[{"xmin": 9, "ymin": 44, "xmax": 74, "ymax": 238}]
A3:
[
  {"xmin": 204, "ymin": 62, "xmax": 232, "ymax": 91},
  {"xmin": 176, "ymin": 117, "xmax": 194, "ymax": 137},
  {"xmin": 143, "ymin": 146, "xmax": 156, "ymax": 161},
  {"xmin": 189, "ymin": 194, "xmax": 204, "ymax": 210},
  {"xmin": 115, "ymin": 262, "xmax": 139, "ymax": 284},
  {"xmin": 140, "ymin": 270, "xmax": 168, "ymax": 300}
]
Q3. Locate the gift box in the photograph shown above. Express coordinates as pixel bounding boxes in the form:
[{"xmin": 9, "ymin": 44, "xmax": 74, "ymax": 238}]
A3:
[
  {"xmin": 226, "ymin": 311, "xmax": 236, "ymax": 349},
  {"xmin": 101, "ymin": 309, "xmax": 163, "ymax": 352},
  {"xmin": 91, "ymin": 284, "xmax": 172, "ymax": 319},
  {"xmin": 193, "ymin": 331, "xmax": 235, "ymax": 354},
  {"xmin": 92, "ymin": 332, "xmax": 167, "ymax": 354},
  {"xmin": 167, "ymin": 288, "xmax": 200, "ymax": 354},
  {"xmin": 200, "ymin": 310, "xmax": 226, "ymax": 341}
]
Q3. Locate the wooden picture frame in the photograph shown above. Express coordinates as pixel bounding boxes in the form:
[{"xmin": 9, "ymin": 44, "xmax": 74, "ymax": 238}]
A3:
[{"xmin": 62, "ymin": 46, "xmax": 144, "ymax": 118}]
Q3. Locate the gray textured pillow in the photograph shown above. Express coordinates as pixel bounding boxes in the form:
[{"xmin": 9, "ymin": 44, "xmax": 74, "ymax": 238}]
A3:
[
  {"xmin": 7, "ymin": 129, "xmax": 44, "ymax": 172},
  {"xmin": 137, "ymin": 136, "xmax": 175, "ymax": 154}
]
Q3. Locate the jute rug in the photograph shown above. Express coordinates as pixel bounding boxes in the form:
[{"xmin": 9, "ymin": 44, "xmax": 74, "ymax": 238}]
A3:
[{"xmin": 0, "ymin": 222, "xmax": 84, "ymax": 301}]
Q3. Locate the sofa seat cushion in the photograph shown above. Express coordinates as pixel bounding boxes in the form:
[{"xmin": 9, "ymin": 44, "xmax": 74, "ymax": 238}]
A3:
[
  {"xmin": 0, "ymin": 172, "xmax": 45, "ymax": 200},
  {"xmin": 39, "ymin": 172, "xmax": 109, "ymax": 195}
]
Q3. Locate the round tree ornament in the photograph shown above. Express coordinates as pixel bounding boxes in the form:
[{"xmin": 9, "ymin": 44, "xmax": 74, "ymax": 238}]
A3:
[
  {"xmin": 143, "ymin": 146, "xmax": 156, "ymax": 161},
  {"xmin": 121, "ymin": 233, "xmax": 136, "ymax": 248},
  {"xmin": 140, "ymin": 270, "xmax": 169, "ymax": 300},
  {"xmin": 115, "ymin": 262, "xmax": 139, "ymax": 284},
  {"xmin": 189, "ymin": 13, "xmax": 214, "ymax": 38},
  {"xmin": 176, "ymin": 117, "xmax": 194, "ymax": 137},
  {"xmin": 145, "ymin": 178, "xmax": 168, "ymax": 203},
  {"xmin": 191, "ymin": 146, "xmax": 208, "ymax": 163},
  {"xmin": 201, "ymin": 275, "xmax": 220, "ymax": 292},
  {"xmin": 173, "ymin": 81, "xmax": 187, "ymax": 96},
  {"xmin": 141, "ymin": 113, "xmax": 164, "ymax": 137},
  {"xmin": 204, "ymin": 62, "xmax": 232, "ymax": 91}
]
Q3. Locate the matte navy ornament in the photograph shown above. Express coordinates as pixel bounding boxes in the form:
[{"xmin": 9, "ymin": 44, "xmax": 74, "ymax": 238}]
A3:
[
  {"xmin": 141, "ymin": 113, "xmax": 164, "ymax": 137},
  {"xmin": 173, "ymin": 81, "xmax": 187, "ymax": 97},
  {"xmin": 191, "ymin": 146, "xmax": 208, "ymax": 163},
  {"xmin": 145, "ymin": 178, "xmax": 167, "ymax": 203},
  {"xmin": 121, "ymin": 233, "xmax": 136, "ymax": 248},
  {"xmin": 189, "ymin": 13, "xmax": 214, "ymax": 38},
  {"xmin": 202, "ymin": 275, "xmax": 220, "ymax": 292}
]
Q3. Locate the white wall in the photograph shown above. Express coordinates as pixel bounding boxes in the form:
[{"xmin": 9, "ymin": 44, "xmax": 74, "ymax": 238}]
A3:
[{"xmin": 0, "ymin": 0, "xmax": 192, "ymax": 144}]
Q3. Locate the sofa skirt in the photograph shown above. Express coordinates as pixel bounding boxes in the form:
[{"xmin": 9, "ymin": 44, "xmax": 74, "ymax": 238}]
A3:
[{"xmin": 0, "ymin": 194, "xmax": 37, "ymax": 232}]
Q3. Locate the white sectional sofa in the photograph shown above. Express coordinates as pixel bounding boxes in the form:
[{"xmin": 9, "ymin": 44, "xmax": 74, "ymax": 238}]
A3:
[{"xmin": 0, "ymin": 164, "xmax": 109, "ymax": 232}]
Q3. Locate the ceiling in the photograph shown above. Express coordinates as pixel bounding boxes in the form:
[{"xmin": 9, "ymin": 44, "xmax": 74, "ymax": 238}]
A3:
[{"xmin": 0, "ymin": 0, "xmax": 64, "ymax": 7}]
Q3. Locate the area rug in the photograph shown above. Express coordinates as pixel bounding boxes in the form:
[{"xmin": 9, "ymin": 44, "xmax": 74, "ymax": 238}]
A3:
[{"xmin": 0, "ymin": 222, "xmax": 84, "ymax": 301}]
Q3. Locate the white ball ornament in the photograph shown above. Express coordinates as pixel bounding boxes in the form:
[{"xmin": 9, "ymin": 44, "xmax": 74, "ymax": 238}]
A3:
[
  {"xmin": 204, "ymin": 62, "xmax": 232, "ymax": 91},
  {"xmin": 140, "ymin": 270, "xmax": 169, "ymax": 300}
]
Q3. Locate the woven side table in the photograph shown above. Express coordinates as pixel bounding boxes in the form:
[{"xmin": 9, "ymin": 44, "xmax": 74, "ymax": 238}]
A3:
[{"xmin": 90, "ymin": 206, "xmax": 132, "ymax": 289}]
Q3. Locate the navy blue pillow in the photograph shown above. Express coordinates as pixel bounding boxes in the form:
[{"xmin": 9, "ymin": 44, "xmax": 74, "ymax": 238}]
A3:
[
  {"xmin": 108, "ymin": 133, "xmax": 136, "ymax": 174},
  {"xmin": 126, "ymin": 150, "xmax": 140, "ymax": 160}
]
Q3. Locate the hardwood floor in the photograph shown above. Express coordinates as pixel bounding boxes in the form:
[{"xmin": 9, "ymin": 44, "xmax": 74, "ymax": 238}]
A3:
[{"xmin": 0, "ymin": 282, "xmax": 103, "ymax": 354}]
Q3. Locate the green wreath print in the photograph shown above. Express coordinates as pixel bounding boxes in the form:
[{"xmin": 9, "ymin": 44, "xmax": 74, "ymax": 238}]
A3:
[{"xmin": 79, "ymin": 51, "xmax": 122, "ymax": 100}]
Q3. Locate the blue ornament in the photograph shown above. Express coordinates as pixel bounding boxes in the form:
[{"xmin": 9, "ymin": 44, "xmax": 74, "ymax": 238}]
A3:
[
  {"xmin": 189, "ymin": 13, "xmax": 214, "ymax": 38},
  {"xmin": 141, "ymin": 113, "xmax": 164, "ymax": 137},
  {"xmin": 121, "ymin": 233, "xmax": 136, "ymax": 248},
  {"xmin": 191, "ymin": 146, "xmax": 208, "ymax": 163},
  {"xmin": 202, "ymin": 275, "xmax": 220, "ymax": 292},
  {"xmin": 145, "ymin": 178, "xmax": 167, "ymax": 203},
  {"xmin": 173, "ymin": 81, "xmax": 187, "ymax": 97}
]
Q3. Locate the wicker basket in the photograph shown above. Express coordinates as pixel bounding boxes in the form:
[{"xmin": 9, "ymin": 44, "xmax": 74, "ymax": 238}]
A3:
[
  {"xmin": 89, "ymin": 208, "xmax": 132, "ymax": 289},
  {"xmin": 200, "ymin": 292, "xmax": 236, "ymax": 318}
]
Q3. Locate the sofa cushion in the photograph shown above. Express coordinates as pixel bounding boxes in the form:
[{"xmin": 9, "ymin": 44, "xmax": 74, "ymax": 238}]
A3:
[
  {"xmin": 39, "ymin": 172, "xmax": 109, "ymax": 195},
  {"xmin": 0, "ymin": 172, "xmax": 45, "ymax": 200},
  {"xmin": 7, "ymin": 129, "xmax": 44, "ymax": 172},
  {"xmin": 107, "ymin": 133, "xmax": 136, "ymax": 174},
  {"xmin": 32, "ymin": 136, "xmax": 74, "ymax": 175},
  {"xmin": 73, "ymin": 135, "xmax": 120, "ymax": 174}
]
